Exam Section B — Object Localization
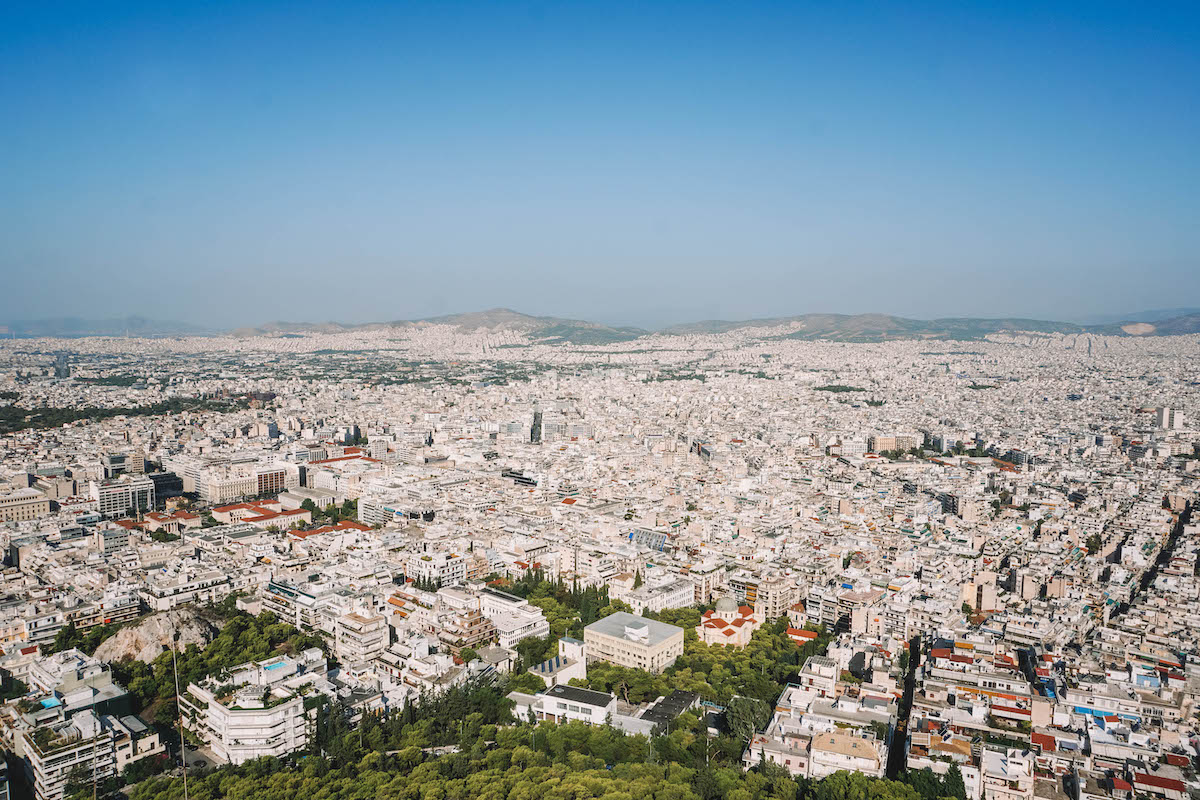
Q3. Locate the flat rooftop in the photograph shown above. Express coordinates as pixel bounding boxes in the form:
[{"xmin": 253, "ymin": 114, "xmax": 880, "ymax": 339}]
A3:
[
  {"xmin": 584, "ymin": 611, "xmax": 683, "ymax": 646},
  {"xmin": 543, "ymin": 683, "xmax": 615, "ymax": 707}
]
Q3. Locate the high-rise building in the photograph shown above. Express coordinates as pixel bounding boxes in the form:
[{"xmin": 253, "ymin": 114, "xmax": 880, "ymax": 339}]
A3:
[
  {"xmin": 1155, "ymin": 407, "xmax": 1185, "ymax": 430},
  {"xmin": 89, "ymin": 475, "xmax": 155, "ymax": 519}
]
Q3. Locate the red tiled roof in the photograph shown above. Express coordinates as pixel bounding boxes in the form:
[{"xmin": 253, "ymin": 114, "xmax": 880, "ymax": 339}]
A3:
[
  {"xmin": 1134, "ymin": 774, "xmax": 1186, "ymax": 792},
  {"xmin": 289, "ymin": 519, "xmax": 371, "ymax": 538},
  {"xmin": 786, "ymin": 628, "xmax": 818, "ymax": 640},
  {"xmin": 992, "ymin": 704, "xmax": 1030, "ymax": 716}
]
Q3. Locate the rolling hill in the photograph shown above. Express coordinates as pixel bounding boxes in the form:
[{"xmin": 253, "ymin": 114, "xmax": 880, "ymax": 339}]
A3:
[
  {"xmin": 14, "ymin": 308, "xmax": 1200, "ymax": 343},
  {"xmin": 659, "ymin": 312, "xmax": 1200, "ymax": 341},
  {"xmin": 398, "ymin": 308, "xmax": 647, "ymax": 344}
]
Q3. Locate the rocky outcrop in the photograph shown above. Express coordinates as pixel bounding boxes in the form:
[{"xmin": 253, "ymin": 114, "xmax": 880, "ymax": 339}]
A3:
[{"xmin": 93, "ymin": 608, "xmax": 219, "ymax": 664}]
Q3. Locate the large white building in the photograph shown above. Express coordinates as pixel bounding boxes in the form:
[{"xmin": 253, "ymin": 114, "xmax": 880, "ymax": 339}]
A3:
[
  {"xmin": 179, "ymin": 650, "xmax": 329, "ymax": 765},
  {"xmin": 21, "ymin": 711, "xmax": 115, "ymax": 800},
  {"xmin": 582, "ymin": 612, "xmax": 684, "ymax": 674},
  {"xmin": 1155, "ymin": 407, "xmax": 1185, "ymax": 431},
  {"xmin": 479, "ymin": 588, "xmax": 550, "ymax": 649},
  {"xmin": 89, "ymin": 475, "xmax": 154, "ymax": 519},
  {"xmin": 614, "ymin": 577, "xmax": 694, "ymax": 616},
  {"xmin": 407, "ymin": 551, "xmax": 466, "ymax": 587},
  {"xmin": 508, "ymin": 683, "xmax": 617, "ymax": 726},
  {"xmin": 0, "ymin": 488, "xmax": 51, "ymax": 523}
]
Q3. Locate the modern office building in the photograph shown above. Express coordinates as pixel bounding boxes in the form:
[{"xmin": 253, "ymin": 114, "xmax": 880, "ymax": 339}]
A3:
[{"xmin": 88, "ymin": 475, "xmax": 154, "ymax": 519}]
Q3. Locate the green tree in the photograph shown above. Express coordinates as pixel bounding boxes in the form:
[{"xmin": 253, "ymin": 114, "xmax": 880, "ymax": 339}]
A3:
[
  {"xmin": 507, "ymin": 672, "xmax": 546, "ymax": 694},
  {"xmin": 726, "ymin": 696, "xmax": 770, "ymax": 745},
  {"xmin": 944, "ymin": 764, "xmax": 967, "ymax": 800},
  {"xmin": 50, "ymin": 620, "xmax": 81, "ymax": 654}
]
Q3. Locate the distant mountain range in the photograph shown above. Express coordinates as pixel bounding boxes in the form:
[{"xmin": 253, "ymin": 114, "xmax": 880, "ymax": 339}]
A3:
[
  {"xmin": 7, "ymin": 308, "xmax": 1200, "ymax": 343},
  {"xmin": 239, "ymin": 308, "xmax": 1200, "ymax": 343},
  {"xmin": 229, "ymin": 309, "xmax": 647, "ymax": 344},
  {"xmin": 1079, "ymin": 307, "xmax": 1200, "ymax": 326},
  {"xmin": 0, "ymin": 316, "xmax": 212, "ymax": 338},
  {"xmin": 660, "ymin": 311, "xmax": 1200, "ymax": 341}
]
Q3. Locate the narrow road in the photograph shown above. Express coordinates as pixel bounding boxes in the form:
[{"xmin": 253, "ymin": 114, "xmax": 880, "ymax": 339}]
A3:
[{"xmin": 885, "ymin": 634, "xmax": 921, "ymax": 779}]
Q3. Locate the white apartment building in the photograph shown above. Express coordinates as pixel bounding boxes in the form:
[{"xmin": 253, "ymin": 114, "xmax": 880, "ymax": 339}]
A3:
[
  {"xmin": 1155, "ymin": 407, "xmax": 1185, "ymax": 431},
  {"xmin": 479, "ymin": 588, "xmax": 551, "ymax": 648},
  {"xmin": 980, "ymin": 748, "xmax": 1034, "ymax": 800},
  {"xmin": 334, "ymin": 612, "xmax": 388, "ymax": 665},
  {"xmin": 263, "ymin": 579, "xmax": 337, "ymax": 631},
  {"xmin": 22, "ymin": 711, "xmax": 115, "ymax": 800},
  {"xmin": 808, "ymin": 731, "xmax": 885, "ymax": 779},
  {"xmin": 729, "ymin": 571, "xmax": 795, "ymax": 620},
  {"xmin": 407, "ymin": 552, "xmax": 466, "ymax": 587},
  {"xmin": 179, "ymin": 650, "xmax": 328, "ymax": 765},
  {"xmin": 139, "ymin": 565, "xmax": 231, "ymax": 611},
  {"xmin": 109, "ymin": 714, "xmax": 164, "ymax": 773},
  {"xmin": 614, "ymin": 577, "xmax": 693, "ymax": 616}
]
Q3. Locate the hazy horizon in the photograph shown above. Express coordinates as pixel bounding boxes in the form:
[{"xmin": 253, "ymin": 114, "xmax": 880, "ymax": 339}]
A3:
[
  {"xmin": 2, "ymin": 1, "xmax": 1198, "ymax": 329},
  {"xmin": 7, "ymin": 304, "xmax": 1200, "ymax": 335}
]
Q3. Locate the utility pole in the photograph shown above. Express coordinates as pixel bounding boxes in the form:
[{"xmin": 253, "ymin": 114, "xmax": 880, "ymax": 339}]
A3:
[{"xmin": 172, "ymin": 631, "xmax": 190, "ymax": 800}]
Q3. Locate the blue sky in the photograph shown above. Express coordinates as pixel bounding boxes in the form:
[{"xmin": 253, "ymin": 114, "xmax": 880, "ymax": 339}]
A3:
[{"xmin": 1, "ymin": 0, "xmax": 1197, "ymax": 328}]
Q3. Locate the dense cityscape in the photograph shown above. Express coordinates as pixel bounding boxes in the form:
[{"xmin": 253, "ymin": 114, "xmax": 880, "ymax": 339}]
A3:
[
  {"xmin": 0, "ymin": 318, "xmax": 1195, "ymax": 800},
  {"xmin": 4, "ymin": 1, "xmax": 1199, "ymax": 800}
]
